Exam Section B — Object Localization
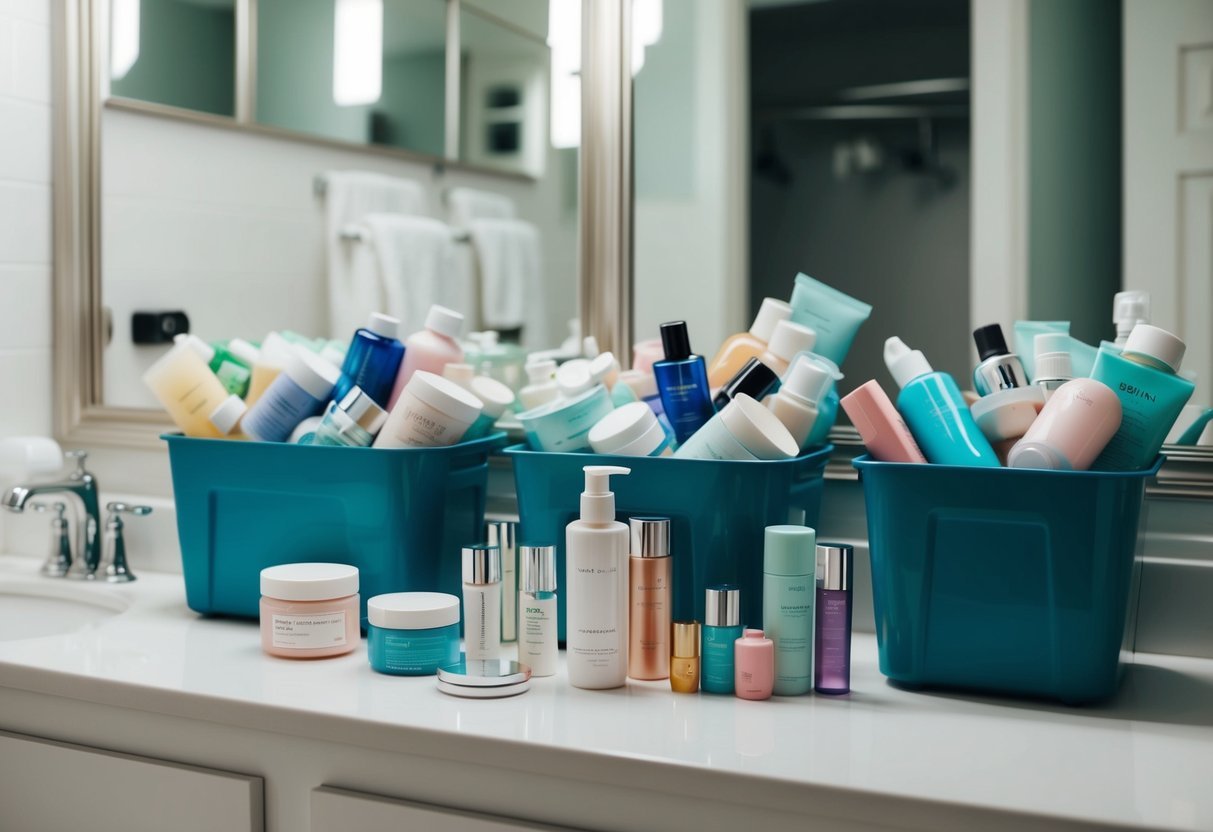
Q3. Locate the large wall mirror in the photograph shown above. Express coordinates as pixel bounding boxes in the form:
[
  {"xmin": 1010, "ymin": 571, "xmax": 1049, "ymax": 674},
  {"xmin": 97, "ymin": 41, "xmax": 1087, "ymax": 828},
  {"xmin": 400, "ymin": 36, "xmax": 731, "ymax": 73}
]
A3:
[{"xmin": 629, "ymin": 0, "xmax": 1213, "ymax": 495}]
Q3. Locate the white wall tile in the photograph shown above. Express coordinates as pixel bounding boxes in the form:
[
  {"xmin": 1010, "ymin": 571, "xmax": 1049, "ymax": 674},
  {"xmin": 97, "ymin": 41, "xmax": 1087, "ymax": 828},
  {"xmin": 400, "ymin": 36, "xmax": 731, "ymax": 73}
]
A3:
[
  {"xmin": 0, "ymin": 97, "xmax": 50, "ymax": 183},
  {"xmin": 0, "ymin": 348, "xmax": 51, "ymax": 434},
  {"xmin": 0, "ymin": 181, "xmax": 50, "ymax": 263},
  {"xmin": 9, "ymin": 19, "xmax": 49, "ymax": 103},
  {"xmin": 0, "ymin": 16, "xmax": 13, "ymax": 97},
  {"xmin": 0, "ymin": 265, "xmax": 50, "ymax": 347},
  {"xmin": 1, "ymin": 0, "xmax": 50, "ymax": 25}
]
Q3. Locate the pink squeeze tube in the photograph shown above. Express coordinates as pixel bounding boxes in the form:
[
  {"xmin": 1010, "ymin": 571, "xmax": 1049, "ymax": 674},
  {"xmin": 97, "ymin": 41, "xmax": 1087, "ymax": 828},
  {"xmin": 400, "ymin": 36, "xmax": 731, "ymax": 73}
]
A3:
[{"xmin": 841, "ymin": 380, "xmax": 927, "ymax": 463}]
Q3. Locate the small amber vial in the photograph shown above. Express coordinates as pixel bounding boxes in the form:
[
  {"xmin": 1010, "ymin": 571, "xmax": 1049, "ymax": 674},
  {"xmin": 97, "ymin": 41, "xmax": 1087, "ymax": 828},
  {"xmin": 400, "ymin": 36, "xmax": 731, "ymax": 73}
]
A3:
[{"xmin": 670, "ymin": 620, "xmax": 701, "ymax": 693}]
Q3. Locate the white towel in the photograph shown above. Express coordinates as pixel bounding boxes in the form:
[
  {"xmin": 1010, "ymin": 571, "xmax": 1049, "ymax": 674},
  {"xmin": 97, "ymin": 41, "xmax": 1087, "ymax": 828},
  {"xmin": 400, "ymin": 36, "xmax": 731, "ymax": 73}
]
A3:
[
  {"xmin": 447, "ymin": 187, "xmax": 516, "ymax": 229},
  {"xmin": 324, "ymin": 170, "xmax": 428, "ymax": 337},
  {"xmin": 364, "ymin": 214, "xmax": 466, "ymax": 337},
  {"xmin": 466, "ymin": 218, "xmax": 546, "ymax": 348}
]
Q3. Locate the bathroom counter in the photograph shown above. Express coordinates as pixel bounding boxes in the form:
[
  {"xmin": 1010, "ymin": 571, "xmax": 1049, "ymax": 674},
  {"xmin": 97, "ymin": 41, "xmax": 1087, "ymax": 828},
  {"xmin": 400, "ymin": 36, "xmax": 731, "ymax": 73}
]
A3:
[{"xmin": 0, "ymin": 555, "xmax": 1210, "ymax": 831}]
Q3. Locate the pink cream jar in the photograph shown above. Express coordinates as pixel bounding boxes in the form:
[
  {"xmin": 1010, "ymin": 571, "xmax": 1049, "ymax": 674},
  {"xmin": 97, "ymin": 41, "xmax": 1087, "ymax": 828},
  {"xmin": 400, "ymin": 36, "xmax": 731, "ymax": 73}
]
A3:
[{"xmin": 259, "ymin": 563, "xmax": 360, "ymax": 658}]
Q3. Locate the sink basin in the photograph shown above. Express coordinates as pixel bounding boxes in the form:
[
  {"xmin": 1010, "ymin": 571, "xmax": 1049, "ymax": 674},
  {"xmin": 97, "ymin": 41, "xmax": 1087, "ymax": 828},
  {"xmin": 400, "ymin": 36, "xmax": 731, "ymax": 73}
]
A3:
[{"xmin": 0, "ymin": 579, "xmax": 129, "ymax": 641}]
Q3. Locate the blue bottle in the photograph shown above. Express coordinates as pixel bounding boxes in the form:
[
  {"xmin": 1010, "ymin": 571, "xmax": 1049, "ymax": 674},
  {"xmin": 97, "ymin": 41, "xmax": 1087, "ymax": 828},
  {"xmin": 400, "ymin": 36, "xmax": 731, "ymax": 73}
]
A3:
[
  {"xmin": 654, "ymin": 321, "xmax": 716, "ymax": 445},
  {"xmin": 884, "ymin": 336, "xmax": 1000, "ymax": 467},
  {"xmin": 333, "ymin": 313, "xmax": 406, "ymax": 407},
  {"xmin": 701, "ymin": 585, "xmax": 743, "ymax": 694}
]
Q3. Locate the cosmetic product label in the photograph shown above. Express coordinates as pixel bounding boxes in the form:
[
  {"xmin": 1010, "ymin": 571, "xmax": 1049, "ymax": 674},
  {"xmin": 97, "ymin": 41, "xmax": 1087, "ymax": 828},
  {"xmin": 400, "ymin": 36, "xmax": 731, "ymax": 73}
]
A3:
[
  {"xmin": 701, "ymin": 626, "xmax": 742, "ymax": 693},
  {"xmin": 379, "ymin": 630, "xmax": 459, "ymax": 674},
  {"xmin": 271, "ymin": 611, "xmax": 347, "ymax": 649},
  {"xmin": 521, "ymin": 596, "xmax": 557, "ymax": 675}
]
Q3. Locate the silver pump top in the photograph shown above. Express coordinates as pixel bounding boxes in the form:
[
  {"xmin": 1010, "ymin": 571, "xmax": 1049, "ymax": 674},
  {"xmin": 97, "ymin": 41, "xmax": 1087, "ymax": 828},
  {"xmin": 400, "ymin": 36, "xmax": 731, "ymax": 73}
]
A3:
[
  {"xmin": 462, "ymin": 544, "xmax": 502, "ymax": 585},
  {"xmin": 704, "ymin": 585, "xmax": 740, "ymax": 627},
  {"xmin": 629, "ymin": 517, "xmax": 670, "ymax": 558},
  {"xmin": 519, "ymin": 545, "xmax": 557, "ymax": 593},
  {"xmin": 486, "ymin": 520, "xmax": 516, "ymax": 557},
  {"xmin": 816, "ymin": 543, "xmax": 853, "ymax": 591}
]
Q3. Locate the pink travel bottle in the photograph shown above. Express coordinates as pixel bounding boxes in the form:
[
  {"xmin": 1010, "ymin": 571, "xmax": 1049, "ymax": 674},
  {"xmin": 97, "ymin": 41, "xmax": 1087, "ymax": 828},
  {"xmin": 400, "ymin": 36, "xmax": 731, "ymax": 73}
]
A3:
[
  {"xmin": 387, "ymin": 305, "xmax": 465, "ymax": 409},
  {"xmin": 734, "ymin": 629, "xmax": 774, "ymax": 700},
  {"xmin": 840, "ymin": 379, "xmax": 927, "ymax": 463}
]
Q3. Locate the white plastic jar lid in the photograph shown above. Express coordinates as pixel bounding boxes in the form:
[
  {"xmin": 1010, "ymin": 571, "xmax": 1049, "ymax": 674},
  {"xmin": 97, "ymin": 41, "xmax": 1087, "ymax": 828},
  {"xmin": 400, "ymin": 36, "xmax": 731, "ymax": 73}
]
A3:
[
  {"xmin": 284, "ymin": 346, "xmax": 342, "ymax": 400},
  {"xmin": 589, "ymin": 402, "xmax": 663, "ymax": 454},
  {"xmin": 469, "ymin": 375, "xmax": 516, "ymax": 418},
  {"xmin": 367, "ymin": 592, "xmax": 460, "ymax": 630},
  {"xmin": 260, "ymin": 563, "xmax": 359, "ymax": 601},
  {"xmin": 404, "ymin": 371, "xmax": 484, "ymax": 424},
  {"xmin": 720, "ymin": 394, "xmax": 799, "ymax": 460}
]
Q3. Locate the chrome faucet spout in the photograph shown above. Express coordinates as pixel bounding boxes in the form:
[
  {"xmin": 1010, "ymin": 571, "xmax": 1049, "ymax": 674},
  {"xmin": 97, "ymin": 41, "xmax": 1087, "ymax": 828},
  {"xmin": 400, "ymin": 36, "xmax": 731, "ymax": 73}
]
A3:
[{"xmin": 2, "ymin": 452, "xmax": 102, "ymax": 577}]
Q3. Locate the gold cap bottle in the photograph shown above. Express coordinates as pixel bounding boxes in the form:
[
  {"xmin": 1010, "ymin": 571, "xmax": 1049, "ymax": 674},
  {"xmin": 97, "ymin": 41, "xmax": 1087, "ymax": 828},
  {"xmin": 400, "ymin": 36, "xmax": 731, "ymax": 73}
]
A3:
[{"xmin": 670, "ymin": 621, "xmax": 701, "ymax": 693}]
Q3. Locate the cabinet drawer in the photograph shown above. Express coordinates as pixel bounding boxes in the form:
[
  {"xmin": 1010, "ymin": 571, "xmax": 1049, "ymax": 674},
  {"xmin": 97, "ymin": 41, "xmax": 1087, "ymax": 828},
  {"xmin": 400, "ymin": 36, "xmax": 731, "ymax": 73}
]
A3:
[{"xmin": 312, "ymin": 786, "xmax": 582, "ymax": 831}]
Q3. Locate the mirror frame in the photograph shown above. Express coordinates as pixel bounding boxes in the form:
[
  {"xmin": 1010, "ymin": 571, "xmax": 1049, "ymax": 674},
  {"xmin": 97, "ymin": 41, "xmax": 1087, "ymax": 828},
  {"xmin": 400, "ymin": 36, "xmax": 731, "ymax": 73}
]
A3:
[{"xmin": 51, "ymin": 0, "xmax": 633, "ymax": 450}]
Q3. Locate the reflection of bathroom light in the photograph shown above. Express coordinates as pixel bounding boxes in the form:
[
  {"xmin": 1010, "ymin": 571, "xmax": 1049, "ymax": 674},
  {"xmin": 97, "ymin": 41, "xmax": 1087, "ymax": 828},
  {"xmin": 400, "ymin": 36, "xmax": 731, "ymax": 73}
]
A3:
[
  {"xmin": 110, "ymin": 0, "xmax": 140, "ymax": 81},
  {"xmin": 548, "ymin": 0, "xmax": 581, "ymax": 148},
  {"xmin": 632, "ymin": 0, "xmax": 662, "ymax": 75},
  {"xmin": 333, "ymin": 0, "xmax": 383, "ymax": 106}
]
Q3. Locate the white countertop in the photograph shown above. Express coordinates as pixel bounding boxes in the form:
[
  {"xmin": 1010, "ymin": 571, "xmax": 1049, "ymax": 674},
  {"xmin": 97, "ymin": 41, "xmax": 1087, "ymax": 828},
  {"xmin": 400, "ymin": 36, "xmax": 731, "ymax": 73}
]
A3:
[{"xmin": 0, "ymin": 555, "xmax": 1210, "ymax": 830}]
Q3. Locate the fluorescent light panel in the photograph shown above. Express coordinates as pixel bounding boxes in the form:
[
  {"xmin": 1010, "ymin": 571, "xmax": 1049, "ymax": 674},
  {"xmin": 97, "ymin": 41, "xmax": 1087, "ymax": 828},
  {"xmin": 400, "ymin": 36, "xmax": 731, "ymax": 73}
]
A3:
[{"xmin": 333, "ymin": 0, "xmax": 383, "ymax": 106}]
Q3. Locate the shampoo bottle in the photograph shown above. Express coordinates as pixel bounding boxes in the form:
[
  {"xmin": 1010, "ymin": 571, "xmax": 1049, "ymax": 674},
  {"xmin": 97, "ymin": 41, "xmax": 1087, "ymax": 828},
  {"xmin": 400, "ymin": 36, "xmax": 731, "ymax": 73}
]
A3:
[
  {"xmin": 654, "ymin": 321, "xmax": 715, "ymax": 445},
  {"xmin": 333, "ymin": 312, "xmax": 405, "ymax": 407},
  {"xmin": 566, "ymin": 465, "xmax": 631, "ymax": 689},
  {"xmin": 884, "ymin": 337, "xmax": 1000, "ymax": 467},
  {"xmin": 762, "ymin": 525, "xmax": 815, "ymax": 696},
  {"xmin": 388, "ymin": 305, "xmax": 465, "ymax": 409}
]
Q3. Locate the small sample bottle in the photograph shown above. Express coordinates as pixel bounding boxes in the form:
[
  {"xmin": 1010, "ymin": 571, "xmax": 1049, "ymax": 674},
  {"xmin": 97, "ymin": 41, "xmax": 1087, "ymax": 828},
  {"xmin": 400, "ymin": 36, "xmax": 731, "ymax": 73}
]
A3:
[
  {"xmin": 259, "ymin": 563, "xmax": 360, "ymax": 659},
  {"xmin": 520, "ymin": 360, "xmax": 560, "ymax": 410},
  {"xmin": 839, "ymin": 380, "xmax": 927, "ymax": 463},
  {"xmin": 487, "ymin": 521, "xmax": 518, "ymax": 644},
  {"xmin": 628, "ymin": 517, "xmax": 672, "ymax": 680},
  {"xmin": 734, "ymin": 629, "xmax": 774, "ymax": 700},
  {"xmin": 1033, "ymin": 333, "xmax": 1074, "ymax": 401},
  {"xmin": 1008, "ymin": 378, "xmax": 1122, "ymax": 470},
  {"xmin": 763, "ymin": 525, "xmax": 815, "ymax": 696},
  {"xmin": 758, "ymin": 319, "xmax": 817, "ymax": 377},
  {"xmin": 654, "ymin": 321, "xmax": 716, "ymax": 446},
  {"xmin": 462, "ymin": 544, "xmax": 502, "ymax": 661},
  {"xmin": 374, "ymin": 371, "xmax": 484, "ymax": 448},
  {"xmin": 712, "ymin": 357, "xmax": 780, "ymax": 410},
  {"xmin": 313, "ymin": 387, "xmax": 388, "ymax": 448},
  {"xmin": 971, "ymin": 323, "xmax": 1028, "ymax": 396},
  {"xmin": 1113, "ymin": 290, "xmax": 1150, "ymax": 347},
  {"xmin": 766, "ymin": 356, "xmax": 833, "ymax": 451},
  {"xmin": 242, "ymin": 347, "xmax": 341, "ymax": 443},
  {"xmin": 706, "ymin": 297, "xmax": 794, "ymax": 388},
  {"xmin": 701, "ymin": 585, "xmax": 742, "ymax": 694},
  {"xmin": 815, "ymin": 543, "xmax": 853, "ymax": 695},
  {"xmin": 388, "ymin": 305, "xmax": 466, "ymax": 409},
  {"xmin": 519, "ymin": 544, "xmax": 558, "ymax": 677},
  {"xmin": 884, "ymin": 337, "xmax": 1000, "ymax": 467},
  {"xmin": 142, "ymin": 340, "xmax": 234, "ymax": 439},
  {"xmin": 670, "ymin": 621, "xmax": 701, "ymax": 693},
  {"xmin": 333, "ymin": 312, "xmax": 405, "ymax": 407}
]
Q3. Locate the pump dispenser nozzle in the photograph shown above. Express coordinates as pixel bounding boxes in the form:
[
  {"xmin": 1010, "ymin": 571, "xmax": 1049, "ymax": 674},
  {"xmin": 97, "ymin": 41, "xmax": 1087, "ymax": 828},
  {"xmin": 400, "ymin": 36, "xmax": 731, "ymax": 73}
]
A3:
[{"xmin": 580, "ymin": 465, "xmax": 630, "ymax": 524}]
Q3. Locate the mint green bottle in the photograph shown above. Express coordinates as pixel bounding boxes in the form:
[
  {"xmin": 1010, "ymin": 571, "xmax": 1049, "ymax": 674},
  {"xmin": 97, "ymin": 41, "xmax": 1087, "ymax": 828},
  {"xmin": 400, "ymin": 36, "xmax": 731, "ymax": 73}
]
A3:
[
  {"xmin": 763, "ymin": 525, "xmax": 816, "ymax": 696},
  {"xmin": 701, "ymin": 585, "xmax": 742, "ymax": 694}
]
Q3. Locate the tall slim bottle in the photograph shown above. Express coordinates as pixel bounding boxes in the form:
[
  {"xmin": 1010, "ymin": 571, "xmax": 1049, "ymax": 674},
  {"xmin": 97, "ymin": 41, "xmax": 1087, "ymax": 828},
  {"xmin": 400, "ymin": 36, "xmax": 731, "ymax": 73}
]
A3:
[
  {"xmin": 815, "ymin": 543, "xmax": 853, "ymax": 695},
  {"xmin": 519, "ymin": 545, "xmax": 558, "ymax": 677},
  {"xmin": 654, "ymin": 321, "xmax": 715, "ymax": 445},
  {"xmin": 628, "ymin": 517, "xmax": 672, "ymax": 680},
  {"xmin": 701, "ymin": 585, "xmax": 743, "ymax": 694},
  {"xmin": 763, "ymin": 525, "xmax": 815, "ymax": 696},
  {"xmin": 333, "ymin": 312, "xmax": 406, "ymax": 407},
  {"xmin": 487, "ymin": 521, "xmax": 518, "ymax": 644},
  {"xmin": 461, "ymin": 544, "xmax": 502, "ymax": 661},
  {"xmin": 566, "ymin": 465, "xmax": 631, "ymax": 689}
]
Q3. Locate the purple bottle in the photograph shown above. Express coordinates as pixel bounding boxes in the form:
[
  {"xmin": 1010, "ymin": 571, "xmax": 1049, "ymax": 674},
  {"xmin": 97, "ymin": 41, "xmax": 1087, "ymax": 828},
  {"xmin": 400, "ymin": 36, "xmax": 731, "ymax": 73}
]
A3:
[{"xmin": 814, "ymin": 543, "xmax": 853, "ymax": 694}]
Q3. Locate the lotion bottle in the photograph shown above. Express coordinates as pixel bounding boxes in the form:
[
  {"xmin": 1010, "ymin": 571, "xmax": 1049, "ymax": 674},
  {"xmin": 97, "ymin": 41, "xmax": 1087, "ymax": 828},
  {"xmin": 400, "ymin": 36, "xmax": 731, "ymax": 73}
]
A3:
[
  {"xmin": 763, "ymin": 525, "xmax": 816, "ymax": 696},
  {"xmin": 566, "ymin": 465, "xmax": 631, "ymax": 689},
  {"xmin": 388, "ymin": 305, "xmax": 465, "ymax": 409},
  {"xmin": 461, "ymin": 544, "xmax": 502, "ymax": 661}
]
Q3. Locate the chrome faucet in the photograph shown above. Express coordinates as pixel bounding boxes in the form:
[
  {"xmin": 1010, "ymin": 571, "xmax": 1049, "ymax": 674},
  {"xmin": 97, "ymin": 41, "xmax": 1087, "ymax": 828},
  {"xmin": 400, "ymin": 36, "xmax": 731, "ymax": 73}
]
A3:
[{"xmin": 3, "ymin": 450, "xmax": 102, "ymax": 579}]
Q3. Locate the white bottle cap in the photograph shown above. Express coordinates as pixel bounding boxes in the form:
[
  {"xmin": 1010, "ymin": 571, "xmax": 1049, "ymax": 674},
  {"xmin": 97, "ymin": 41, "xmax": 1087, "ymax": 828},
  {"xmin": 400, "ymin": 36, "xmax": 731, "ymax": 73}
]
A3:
[
  {"xmin": 765, "ymin": 320, "xmax": 817, "ymax": 363},
  {"xmin": 525, "ymin": 359, "xmax": 557, "ymax": 384},
  {"xmin": 208, "ymin": 394, "xmax": 248, "ymax": 435},
  {"xmin": 261, "ymin": 563, "xmax": 359, "ymax": 601},
  {"xmin": 284, "ymin": 346, "xmax": 341, "ymax": 401},
  {"xmin": 174, "ymin": 333, "xmax": 216, "ymax": 364},
  {"xmin": 588, "ymin": 351, "xmax": 620, "ymax": 384},
  {"xmin": 781, "ymin": 357, "xmax": 833, "ymax": 405},
  {"xmin": 749, "ymin": 298, "xmax": 794, "ymax": 342},
  {"xmin": 425, "ymin": 305, "xmax": 464, "ymax": 340},
  {"xmin": 259, "ymin": 332, "xmax": 295, "ymax": 368},
  {"xmin": 367, "ymin": 592, "xmax": 460, "ymax": 630},
  {"xmin": 227, "ymin": 338, "xmax": 260, "ymax": 366},
  {"xmin": 405, "ymin": 371, "xmax": 484, "ymax": 424},
  {"xmin": 582, "ymin": 335, "xmax": 601, "ymax": 358},
  {"xmin": 367, "ymin": 312, "xmax": 400, "ymax": 339},
  {"xmin": 1033, "ymin": 333, "xmax": 1073, "ymax": 381},
  {"xmin": 884, "ymin": 336, "xmax": 933, "ymax": 388},
  {"xmin": 588, "ymin": 402, "xmax": 664, "ymax": 455},
  {"xmin": 1123, "ymin": 324, "xmax": 1186, "ymax": 372},
  {"xmin": 1113, "ymin": 291, "xmax": 1150, "ymax": 327},
  {"xmin": 580, "ymin": 465, "xmax": 630, "ymax": 523},
  {"xmin": 469, "ymin": 375, "xmax": 516, "ymax": 419},
  {"xmin": 442, "ymin": 363, "xmax": 476, "ymax": 389},
  {"xmin": 556, "ymin": 359, "xmax": 593, "ymax": 397},
  {"xmin": 719, "ymin": 393, "xmax": 799, "ymax": 460}
]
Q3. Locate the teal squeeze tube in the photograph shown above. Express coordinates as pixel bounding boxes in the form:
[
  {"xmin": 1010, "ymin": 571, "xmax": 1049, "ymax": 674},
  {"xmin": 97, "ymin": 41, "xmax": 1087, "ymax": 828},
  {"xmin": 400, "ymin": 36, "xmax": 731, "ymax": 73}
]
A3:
[
  {"xmin": 788, "ymin": 274, "xmax": 872, "ymax": 366},
  {"xmin": 884, "ymin": 337, "xmax": 1000, "ymax": 467},
  {"xmin": 1090, "ymin": 327, "xmax": 1195, "ymax": 471},
  {"xmin": 701, "ymin": 585, "xmax": 742, "ymax": 694}
]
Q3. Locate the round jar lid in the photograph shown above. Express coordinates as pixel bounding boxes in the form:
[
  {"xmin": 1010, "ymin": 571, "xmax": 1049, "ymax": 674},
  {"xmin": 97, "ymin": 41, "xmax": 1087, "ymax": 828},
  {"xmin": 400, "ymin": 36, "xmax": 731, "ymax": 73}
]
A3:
[
  {"xmin": 469, "ymin": 375, "xmax": 516, "ymax": 418},
  {"xmin": 404, "ymin": 371, "xmax": 483, "ymax": 424},
  {"xmin": 588, "ymin": 402, "xmax": 659, "ymax": 453},
  {"xmin": 284, "ymin": 347, "xmax": 341, "ymax": 401},
  {"xmin": 720, "ymin": 394, "xmax": 799, "ymax": 460},
  {"xmin": 437, "ymin": 658, "xmax": 532, "ymax": 687},
  {"xmin": 367, "ymin": 592, "xmax": 460, "ymax": 630},
  {"xmin": 260, "ymin": 562, "xmax": 359, "ymax": 601}
]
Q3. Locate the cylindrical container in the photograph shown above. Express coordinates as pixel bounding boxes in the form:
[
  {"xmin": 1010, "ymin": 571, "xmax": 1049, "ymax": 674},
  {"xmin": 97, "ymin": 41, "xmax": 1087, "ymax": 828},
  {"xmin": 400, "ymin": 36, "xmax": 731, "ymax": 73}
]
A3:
[
  {"xmin": 243, "ymin": 348, "xmax": 341, "ymax": 443},
  {"xmin": 518, "ymin": 385, "xmax": 615, "ymax": 453},
  {"xmin": 815, "ymin": 544, "xmax": 853, "ymax": 694},
  {"xmin": 388, "ymin": 304, "xmax": 466, "ymax": 409},
  {"xmin": 712, "ymin": 357, "xmax": 780, "ymax": 410},
  {"xmin": 628, "ymin": 517, "xmax": 672, "ymax": 680},
  {"xmin": 367, "ymin": 592, "xmax": 461, "ymax": 675},
  {"xmin": 674, "ymin": 394, "xmax": 799, "ymax": 461},
  {"xmin": 840, "ymin": 379, "xmax": 927, "ymax": 463},
  {"xmin": 766, "ymin": 356, "xmax": 833, "ymax": 450},
  {"xmin": 734, "ymin": 629, "xmax": 775, "ymax": 700},
  {"xmin": 519, "ymin": 544, "xmax": 558, "ymax": 677},
  {"xmin": 653, "ymin": 321, "xmax": 716, "ymax": 445},
  {"xmin": 246, "ymin": 332, "xmax": 294, "ymax": 407},
  {"xmin": 1034, "ymin": 332, "xmax": 1074, "ymax": 401},
  {"xmin": 758, "ymin": 319, "xmax": 817, "ymax": 376},
  {"xmin": 487, "ymin": 521, "xmax": 518, "ymax": 643},
  {"xmin": 374, "ymin": 371, "xmax": 484, "ymax": 448},
  {"xmin": 259, "ymin": 563, "xmax": 360, "ymax": 659},
  {"xmin": 1008, "ymin": 379, "xmax": 1122, "ymax": 471},
  {"xmin": 333, "ymin": 312, "xmax": 405, "ymax": 407},
  {"xmin": 313, "ymin": 387, "xmax": 388, "ymax": 448},
  {"xmin": 589, "ymin": 402, "xmax": 671, "ymax": 457},
  {"xmin": 142, "ymin": 341, "xmax": 232, "ymax": 439},
  {"xmin": 463, "ymin": 376, "xmax": 515, "ymax": 441},
  {"xmin": 763, "ymin": 525, "xmax": 815, "ymax": 696},
  {"xmin": 462, "ymin": 544, "xmax": 502, "ymax": 660},
  {"xmin": 670, "ymin": 620, "xmax": 700, "ymax": 693},
  {"xmin": 701, "ymin": 585, "xmax": 743, "ymax": 694}
]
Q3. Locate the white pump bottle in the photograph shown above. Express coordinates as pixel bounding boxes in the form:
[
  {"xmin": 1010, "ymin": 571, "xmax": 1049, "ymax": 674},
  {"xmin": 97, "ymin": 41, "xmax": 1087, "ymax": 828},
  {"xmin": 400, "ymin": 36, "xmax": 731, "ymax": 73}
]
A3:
[{"xmin": 565, "ymin": 465, "xmax": 631, "ymax": 689}]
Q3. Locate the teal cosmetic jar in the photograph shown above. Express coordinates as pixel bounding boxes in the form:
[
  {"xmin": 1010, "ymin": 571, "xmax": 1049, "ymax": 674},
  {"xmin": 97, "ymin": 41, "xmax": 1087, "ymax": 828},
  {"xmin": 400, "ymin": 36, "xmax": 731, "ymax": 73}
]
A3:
[{"xmin": 367, "ymin": 592, "xmax": 461, "ymax": 676}]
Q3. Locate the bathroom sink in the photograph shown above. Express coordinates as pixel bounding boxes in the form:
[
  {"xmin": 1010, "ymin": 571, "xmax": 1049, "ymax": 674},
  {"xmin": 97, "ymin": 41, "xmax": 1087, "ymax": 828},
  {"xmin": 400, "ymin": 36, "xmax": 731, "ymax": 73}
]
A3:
[{"xmin": 0, "ymin": 579, "xmax": 129, "ymax": 641}]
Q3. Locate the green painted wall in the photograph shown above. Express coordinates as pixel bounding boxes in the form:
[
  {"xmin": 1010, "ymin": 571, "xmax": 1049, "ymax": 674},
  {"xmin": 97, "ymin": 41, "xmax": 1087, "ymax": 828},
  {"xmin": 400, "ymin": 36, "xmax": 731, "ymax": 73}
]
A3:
[
  {"xmin": 110, "ymin": 0, "xmax": 235, "ymax": 116},
  {"xmin": 633, "ymin": 0, "xmax": 696, "ymax": 198}
]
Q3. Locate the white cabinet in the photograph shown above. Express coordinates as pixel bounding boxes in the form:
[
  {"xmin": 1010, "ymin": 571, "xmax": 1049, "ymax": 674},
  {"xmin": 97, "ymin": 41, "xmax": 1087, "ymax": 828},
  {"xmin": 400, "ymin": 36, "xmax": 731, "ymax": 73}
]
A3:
[
  {"xmin": 312, "ymin": 786, "xmax": 581, "ymax": 831},
  {"xmin": 0, "ymin": 729, "xmax": 263, "ymax": 832}
]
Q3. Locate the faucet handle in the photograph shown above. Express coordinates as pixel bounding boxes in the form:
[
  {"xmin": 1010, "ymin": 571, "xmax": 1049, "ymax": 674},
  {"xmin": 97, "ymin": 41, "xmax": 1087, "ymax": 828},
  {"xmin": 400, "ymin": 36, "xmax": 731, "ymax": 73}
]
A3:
[
  {"xmin": 65, "ymin": 450, "xmax": 89, "ymax": 477},
  {"xmin": 106, "ymin": 502, "xmax": 152, "ymax": 517},
  {"xmin": 31, "ymin": 501, "xmax": 68, "ymax": 520},
  {"xmin": 101, "ymin": 502, "xmax": 152, "ymax": 583},
  {"xmin": 32, "ymin": 501, "xmax": 73, "ymax": 577}
]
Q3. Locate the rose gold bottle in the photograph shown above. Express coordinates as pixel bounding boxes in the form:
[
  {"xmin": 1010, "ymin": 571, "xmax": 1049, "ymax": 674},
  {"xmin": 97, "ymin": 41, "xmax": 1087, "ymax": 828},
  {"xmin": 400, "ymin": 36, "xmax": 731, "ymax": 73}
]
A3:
[
  {"xmin": 670, "ymin": 621, "xmax": 700, "ymax": 692},
  {"xmin": 628, "ymin": 517, "xmax": 672, "ymax": 680}
]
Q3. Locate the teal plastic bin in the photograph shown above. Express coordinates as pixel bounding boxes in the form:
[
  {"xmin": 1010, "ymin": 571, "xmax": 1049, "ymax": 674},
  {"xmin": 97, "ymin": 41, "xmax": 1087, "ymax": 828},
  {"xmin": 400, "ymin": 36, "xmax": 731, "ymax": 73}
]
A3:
[
  {"xmin": 853, "ymin": 455, "xmax": 1162, "ymax": 704},
  {"xmin": 507, "ymin": 444, "xmax": 832, "ymax": 641},
  {"xmin": 165, "ymin": 433, "xmax": 505, "ymax": 624}
]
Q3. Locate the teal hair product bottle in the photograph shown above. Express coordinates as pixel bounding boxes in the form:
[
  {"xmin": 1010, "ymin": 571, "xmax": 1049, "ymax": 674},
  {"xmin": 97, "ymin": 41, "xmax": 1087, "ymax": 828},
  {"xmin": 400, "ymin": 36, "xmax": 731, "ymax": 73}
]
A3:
[
  {"xmin": 763, "ymin": 525, "xmax": 816, "ymax": 696},
  {"xmin": 701, "ymin": 585, "xmax": 742, "ymax": 694}
]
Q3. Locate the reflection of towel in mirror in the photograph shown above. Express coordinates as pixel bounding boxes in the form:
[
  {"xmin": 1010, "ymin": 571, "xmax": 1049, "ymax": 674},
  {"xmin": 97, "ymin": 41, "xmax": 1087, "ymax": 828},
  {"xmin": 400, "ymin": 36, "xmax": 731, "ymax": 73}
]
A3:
[
  {"xmin": 467, "ymin": 219, "xmax": 546, "ymax": 349},
  {"xmin": 324, "ymin": 170, "xmax": 428, "ymax": 337},
  {"xmin": 364, "ymin": 214, "xmax": 467, "ymax": 338},
  {"xmin": 447, "ymin": 187, "xmax": 516, "ymax": 228}
]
